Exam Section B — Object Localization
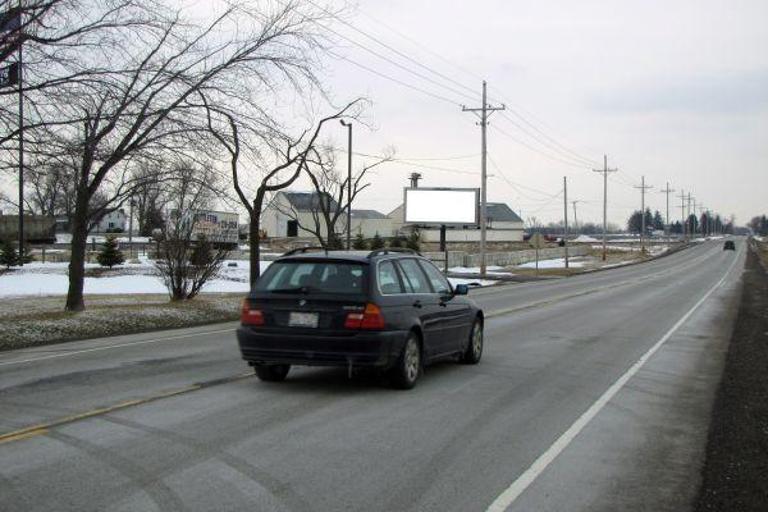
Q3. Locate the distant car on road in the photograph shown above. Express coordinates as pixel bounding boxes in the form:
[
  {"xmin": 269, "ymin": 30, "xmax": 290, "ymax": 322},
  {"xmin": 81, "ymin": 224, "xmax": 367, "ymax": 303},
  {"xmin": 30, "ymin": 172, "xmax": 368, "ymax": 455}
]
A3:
[
  {"xmin": 723, "ymin": 240, "xmax": 736, "ymax": 251},
  {"xmin": 237, "ymin": 248, "xmax": 484, "ymax": 389}
]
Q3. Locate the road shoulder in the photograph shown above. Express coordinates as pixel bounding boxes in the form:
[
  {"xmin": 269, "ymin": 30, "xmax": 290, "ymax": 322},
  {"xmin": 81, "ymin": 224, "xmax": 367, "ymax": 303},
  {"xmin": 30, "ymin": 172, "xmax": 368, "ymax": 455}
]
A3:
[{"xmin": 694, "ymin": 245, "xmax": 768, "ymax": 511}]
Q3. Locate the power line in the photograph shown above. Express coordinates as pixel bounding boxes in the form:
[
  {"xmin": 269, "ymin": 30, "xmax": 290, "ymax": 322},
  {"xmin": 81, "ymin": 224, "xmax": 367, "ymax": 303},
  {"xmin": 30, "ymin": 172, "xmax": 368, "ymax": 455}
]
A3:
[
  {"xmin": 328, "ymin": 51, "xmax": 460, "ymax": 106},
  {"xmin": 304, "ymin": 0, "xmax": 478, "ymax": 98},
  {"xmin": 335, "ymin": 4, "xmax": 606, "ymax": 175}
]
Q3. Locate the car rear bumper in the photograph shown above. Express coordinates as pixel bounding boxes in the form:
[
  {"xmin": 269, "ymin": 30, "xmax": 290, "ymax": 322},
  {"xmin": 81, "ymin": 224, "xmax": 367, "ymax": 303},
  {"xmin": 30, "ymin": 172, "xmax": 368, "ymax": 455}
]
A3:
[{"xmin": 237, "ymin": 327, "xmax": 408, "ymax": 368}]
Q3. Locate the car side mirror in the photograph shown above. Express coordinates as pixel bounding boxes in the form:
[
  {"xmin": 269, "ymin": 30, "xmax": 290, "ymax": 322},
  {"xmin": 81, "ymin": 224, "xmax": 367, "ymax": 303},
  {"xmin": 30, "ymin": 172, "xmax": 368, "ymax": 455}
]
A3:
[{"xmin": 454, "ymin": 284, "xmax": 469, "ymax": 296}]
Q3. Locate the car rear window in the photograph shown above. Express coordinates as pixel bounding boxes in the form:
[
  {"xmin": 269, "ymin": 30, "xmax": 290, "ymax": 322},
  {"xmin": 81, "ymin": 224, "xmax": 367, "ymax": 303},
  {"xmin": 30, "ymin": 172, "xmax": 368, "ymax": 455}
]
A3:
[{"xmin": 254, "ymin": 260, "xmax": 367, "ymax": 294}]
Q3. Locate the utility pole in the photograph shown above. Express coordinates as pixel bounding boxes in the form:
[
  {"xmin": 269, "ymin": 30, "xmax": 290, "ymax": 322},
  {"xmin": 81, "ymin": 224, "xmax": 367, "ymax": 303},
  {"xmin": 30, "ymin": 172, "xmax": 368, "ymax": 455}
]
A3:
[
  {"xmin": 634, "ymin": 176, "xmax": 653, "ymax": 253},
  {"xmin": 660, "ymin": 182, "xmax": 674, "ymax": 244},
  {"xmin": 340, "ymin": 120, "xmax": 353, "ymax": 250},
  {"xmin": 462, "ymin": 80, "xmax": 505, "ymax": 276},
  {"xmin": 572, "ymin": 200, "xmax": 582, "ymax": 232},
  {"xmin": 563, "ymin": 176, "xmax": 569, "ymax": 269},
  {"xmin": 687, "ymin": 193, "xmax": 693, "ymax": 239},
  {"xmin": 678, "ymin": 190, "xmax": 687, "ymax": 240},
  {"xmin": 691, "ymin": 196, "xmax": 697, "ymax": 238},
  {"xmin": 592, "ymin": 155, "xmax": 618, "ymax": 261}
]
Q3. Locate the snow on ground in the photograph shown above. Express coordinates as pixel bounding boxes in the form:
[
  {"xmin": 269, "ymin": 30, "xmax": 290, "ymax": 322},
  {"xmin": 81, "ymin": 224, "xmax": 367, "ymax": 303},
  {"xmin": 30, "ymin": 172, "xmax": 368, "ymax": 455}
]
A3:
[
  {"xmin": 448, "ymin": 277, "xmax": 498, "ymax": 287},
  {"xmin": 573, "ymin": 235, "xmax": 599, "ymax": 243},
  {"xmin": 517, "ymin": 257, "xmax": 588, "ymax": 269},
  {"xmin": 0, "ymin": 259, "xmax": 272, "ymax": 298},
  {"xmin": 0, "ymin": 256, "xmax": 503, "ymax": 297},
  {"xmin": 592, "ymin": 244, "xmax": 638, "ymax": 252},
  {"xmin": 448, "ymin": 265, "xmax": 513, "ymax": 276},
  {"xmin": 55, "ymin": 233, "xmax": 152, "ymax": 244}
]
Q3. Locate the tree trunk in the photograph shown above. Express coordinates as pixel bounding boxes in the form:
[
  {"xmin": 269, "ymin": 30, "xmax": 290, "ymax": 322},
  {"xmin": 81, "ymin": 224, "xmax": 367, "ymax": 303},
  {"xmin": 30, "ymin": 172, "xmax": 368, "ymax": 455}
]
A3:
[
  {"xmin": 249, "ymin": 190, "xmax": 265, "ymax": 286},
  {"xmin": 65, "ymin": 187, "xmax": 91, "ymax": 312}
]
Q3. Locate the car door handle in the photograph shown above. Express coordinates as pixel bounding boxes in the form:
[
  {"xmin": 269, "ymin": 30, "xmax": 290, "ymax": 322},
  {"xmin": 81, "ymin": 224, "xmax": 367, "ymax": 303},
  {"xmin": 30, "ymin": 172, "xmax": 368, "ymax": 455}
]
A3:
[{"xmin": 412, "ymin": 300, "xmax": 423, "ymax": 309}]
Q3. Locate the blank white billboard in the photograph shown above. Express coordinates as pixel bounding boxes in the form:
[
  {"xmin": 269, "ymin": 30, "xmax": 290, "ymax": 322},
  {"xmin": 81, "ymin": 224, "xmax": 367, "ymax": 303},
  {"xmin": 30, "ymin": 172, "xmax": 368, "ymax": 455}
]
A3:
[{"xmin": 404, "ymin": 188, "xmax": 479, "ymax": 225}]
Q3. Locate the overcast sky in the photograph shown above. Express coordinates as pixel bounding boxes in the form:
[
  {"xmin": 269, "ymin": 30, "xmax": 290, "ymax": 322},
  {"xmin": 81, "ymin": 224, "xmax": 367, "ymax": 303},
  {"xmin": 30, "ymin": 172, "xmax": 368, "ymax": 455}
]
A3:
[
  {"xmin": 5, "ymin": 1, "xmax": 765, "ymax": 228},
  {"xmin": 310, "ymin": 0, "xmax": 767, "ymax": 226}
]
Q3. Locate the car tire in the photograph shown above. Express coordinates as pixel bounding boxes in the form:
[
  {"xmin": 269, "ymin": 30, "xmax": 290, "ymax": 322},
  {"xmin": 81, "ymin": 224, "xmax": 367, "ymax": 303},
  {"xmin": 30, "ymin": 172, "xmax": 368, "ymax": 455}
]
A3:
[
  {"xmin": 461, "ymin": 318, "xmax": 483, "ymax": 365},
  {"xmin": 254, "ymin": 364, "xmax": 290, "ymax": 382},
  {"xmin": 391, "ymin": 333, "xmax": 421, "ymax": 390}
]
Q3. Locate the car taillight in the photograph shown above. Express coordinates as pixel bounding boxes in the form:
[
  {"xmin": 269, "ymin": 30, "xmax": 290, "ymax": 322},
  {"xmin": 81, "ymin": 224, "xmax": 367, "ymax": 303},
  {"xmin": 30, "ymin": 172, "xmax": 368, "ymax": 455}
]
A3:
[
  {"xmin": 241, "ymin": 299, "xmax": 264, "ymax": 326},
  {"xmin": 345, "ymin": 303, "xmax": 385, "ymax": 330}
]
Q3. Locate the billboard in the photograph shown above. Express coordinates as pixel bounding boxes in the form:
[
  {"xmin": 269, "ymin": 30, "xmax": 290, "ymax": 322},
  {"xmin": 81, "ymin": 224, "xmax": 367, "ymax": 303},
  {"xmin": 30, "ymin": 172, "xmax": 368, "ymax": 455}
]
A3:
[
  {"xmin": 404, "ymin": 188, "xmax": 479, "ymax": 225},
  {"xmin": 190, "ymin": 210, "xmax": 239, "ymax": 244}
]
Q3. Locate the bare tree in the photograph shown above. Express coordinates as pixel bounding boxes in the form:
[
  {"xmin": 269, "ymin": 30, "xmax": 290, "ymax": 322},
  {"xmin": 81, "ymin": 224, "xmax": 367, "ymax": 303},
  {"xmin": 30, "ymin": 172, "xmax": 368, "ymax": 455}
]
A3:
[
  {"xmin": 154, "ymin": 163, "xmax": 229, "ymax": 301},
  {"xmin": 0, "ymin": 0, "xmax": 343, "ymax": 310},
  {"xmin": 279, "ymin": 144, "xmax": 394, "ymax": 248},
  {"xmin": 203, "ymin": 97, "xmax": 366, "ymax": 284}
]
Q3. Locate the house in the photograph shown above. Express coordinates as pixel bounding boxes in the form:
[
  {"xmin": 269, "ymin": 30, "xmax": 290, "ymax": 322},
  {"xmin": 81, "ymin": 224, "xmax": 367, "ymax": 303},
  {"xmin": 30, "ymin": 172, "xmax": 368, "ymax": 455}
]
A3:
[
  {"xmin": 349, "ymin": 209, "xmax": 394, "ymax": 238},
  {"xmin": 93, "ymin": 209, "xmax": 127, "ymax": 233},
  {"xmin": 261, "ymin": 191, "xmax": 393, "ymax": 239},
  {"xmin": 389, "ymin": 201, "xmax": 524, "ymax": 243}
]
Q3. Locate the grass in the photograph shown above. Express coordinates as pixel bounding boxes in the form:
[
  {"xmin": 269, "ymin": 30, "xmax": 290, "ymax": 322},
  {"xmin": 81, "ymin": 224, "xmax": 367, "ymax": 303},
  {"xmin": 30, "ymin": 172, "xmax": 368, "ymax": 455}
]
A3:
[
  {"xmin": 0, "ymin": 293, "xmax": 243, "ymax": 352},
  {"xmin": 754, "ymin": 239, "xmax": 768, "ymax": 269}
]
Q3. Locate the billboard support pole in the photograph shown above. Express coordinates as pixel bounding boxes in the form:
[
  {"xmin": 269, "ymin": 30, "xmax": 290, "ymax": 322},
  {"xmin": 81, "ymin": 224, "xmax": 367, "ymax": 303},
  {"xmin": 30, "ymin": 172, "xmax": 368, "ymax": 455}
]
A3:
[{"xmin": 462, "ymin": 81, "xmax": 504, "ymax": 276}]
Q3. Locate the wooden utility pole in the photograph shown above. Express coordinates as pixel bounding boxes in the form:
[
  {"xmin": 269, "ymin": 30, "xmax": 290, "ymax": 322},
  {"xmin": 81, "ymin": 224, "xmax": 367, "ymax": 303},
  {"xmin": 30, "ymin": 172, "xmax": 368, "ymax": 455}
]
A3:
[
  {"xmin": 592, "ymin": 155, "xmax": 618, "ymax": 260},
  {"xmin": 660, "ymin": 182, "xmax": 674, "ymax": 244},
  {"xmin": 462, "ymin": 81, "xmax": 504, "ymax": 276},
  {"xmin": 563, "ymin": 176, "xmax": 569, "ymax": 269},
  {"xmin": 634, "ymin": 176, "xmax": 653, "ymax": 253}
]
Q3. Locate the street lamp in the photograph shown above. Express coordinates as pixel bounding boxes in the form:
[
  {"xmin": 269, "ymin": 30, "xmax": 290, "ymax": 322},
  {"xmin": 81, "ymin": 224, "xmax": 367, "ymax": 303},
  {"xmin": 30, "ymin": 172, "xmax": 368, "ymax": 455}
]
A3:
[
  {"xmin": 128, "ymin": 199, "xmax": 135, "ymax": 259},
  {"xmin": 339, "ymin": 119, "xmax": 352, "ymax": 250}
]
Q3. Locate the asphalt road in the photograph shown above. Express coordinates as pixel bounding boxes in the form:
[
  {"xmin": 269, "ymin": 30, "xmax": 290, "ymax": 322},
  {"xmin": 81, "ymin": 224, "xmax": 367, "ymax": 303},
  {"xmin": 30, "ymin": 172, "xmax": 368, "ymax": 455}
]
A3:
[{"xmin": 0, "ymin": 239, "xmax": 746, "ymax": 512}]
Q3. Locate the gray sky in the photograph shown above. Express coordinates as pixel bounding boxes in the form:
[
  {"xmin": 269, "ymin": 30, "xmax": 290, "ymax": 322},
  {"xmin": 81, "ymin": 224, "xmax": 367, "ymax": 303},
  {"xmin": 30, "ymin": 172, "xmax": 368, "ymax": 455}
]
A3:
[
  {"xmin": 5, "ymin": 0, "xmax": 765, "ymax": 228},
  {"xmin": 314, "ymin": 0, "xmax": 767, "ymax": 226}
]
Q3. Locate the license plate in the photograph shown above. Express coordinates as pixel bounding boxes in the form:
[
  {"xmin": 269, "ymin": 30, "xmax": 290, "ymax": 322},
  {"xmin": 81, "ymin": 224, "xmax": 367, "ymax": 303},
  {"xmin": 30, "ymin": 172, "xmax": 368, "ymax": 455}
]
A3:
[{"xmin": 288, "ymin": 312, "xmax": 319, "ymax": 328}]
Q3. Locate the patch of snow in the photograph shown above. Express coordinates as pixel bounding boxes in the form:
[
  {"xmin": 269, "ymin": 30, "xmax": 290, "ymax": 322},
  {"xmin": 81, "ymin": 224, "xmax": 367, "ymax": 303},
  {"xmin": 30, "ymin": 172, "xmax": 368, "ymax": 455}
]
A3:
[
  {"xmin": 517, "ymin": 257, "xmax": 588, "ymax": 269},
  {"xmin": 448, "ymin": 265, "xmax": 512, "ymax": 275},
  {"xmin": 448, "ymin": 277, "xmax": 498, "ymax": 288},
  {"xmin": 0, "ymin": 259, "xmax": 274, "ymax": 297},
  {"xmin": 573, "ymin": 235, "xmax": 599, "ymax": 243}
]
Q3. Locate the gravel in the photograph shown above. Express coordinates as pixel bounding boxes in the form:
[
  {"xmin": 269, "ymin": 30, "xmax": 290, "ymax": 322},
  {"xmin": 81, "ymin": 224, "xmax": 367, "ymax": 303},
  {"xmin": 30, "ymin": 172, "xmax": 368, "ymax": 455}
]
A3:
[{"xmin": 694, "ymin": 243, "xmax": 768, "ymax": 511}]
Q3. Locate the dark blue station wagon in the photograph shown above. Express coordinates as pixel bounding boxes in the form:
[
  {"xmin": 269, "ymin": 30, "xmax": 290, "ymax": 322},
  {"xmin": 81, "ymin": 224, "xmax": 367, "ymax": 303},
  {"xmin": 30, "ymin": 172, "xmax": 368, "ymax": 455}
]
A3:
[{"xmin": 237, "ymin": 248, "xmax": 484, "ymax": 389}]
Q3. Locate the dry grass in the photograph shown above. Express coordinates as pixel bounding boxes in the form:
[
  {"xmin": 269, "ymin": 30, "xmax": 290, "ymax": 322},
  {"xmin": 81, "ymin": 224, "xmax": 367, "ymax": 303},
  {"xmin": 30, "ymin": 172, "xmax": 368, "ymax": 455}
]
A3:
[
  {"xmin": 0, "ymin": 293, "xmax": 243, "ymax": 352},
  {"xmin": 755, "ymin": 239, "xmax": 768, "ymax": 270}
]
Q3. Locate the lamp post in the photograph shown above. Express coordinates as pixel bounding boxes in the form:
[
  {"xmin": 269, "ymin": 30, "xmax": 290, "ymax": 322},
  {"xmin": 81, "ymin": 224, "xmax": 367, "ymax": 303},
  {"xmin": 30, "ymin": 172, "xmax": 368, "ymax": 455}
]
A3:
[
  {"xmin": 128, "ymin": 199, "xmax": 135, "ymax": 260},
  {"xmin": 339, "ymin": 119, "xmax": 352, "ymax": 250}
]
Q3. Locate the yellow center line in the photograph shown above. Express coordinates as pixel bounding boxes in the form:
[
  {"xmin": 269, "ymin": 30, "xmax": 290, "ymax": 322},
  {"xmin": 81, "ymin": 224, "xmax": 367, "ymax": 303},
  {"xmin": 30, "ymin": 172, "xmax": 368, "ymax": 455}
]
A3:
[{"xmin": 0, "ymin": 375, "xmax": 252, "ymax": 445}]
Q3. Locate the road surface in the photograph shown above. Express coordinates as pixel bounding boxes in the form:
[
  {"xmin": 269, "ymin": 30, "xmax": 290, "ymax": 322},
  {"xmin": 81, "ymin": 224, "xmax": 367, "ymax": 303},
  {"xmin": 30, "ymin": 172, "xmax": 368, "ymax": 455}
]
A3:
[{"xmin": 0, "ymin": 239, "xmax": 746, "ymax": 512}]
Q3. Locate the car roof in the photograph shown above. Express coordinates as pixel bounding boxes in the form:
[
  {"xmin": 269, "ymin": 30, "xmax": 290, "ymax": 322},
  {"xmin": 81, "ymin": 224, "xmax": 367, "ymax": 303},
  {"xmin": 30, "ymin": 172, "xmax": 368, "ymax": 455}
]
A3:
[{"xmin": 276, "ymin": 249, "xmax": 421, "ymax": 263}]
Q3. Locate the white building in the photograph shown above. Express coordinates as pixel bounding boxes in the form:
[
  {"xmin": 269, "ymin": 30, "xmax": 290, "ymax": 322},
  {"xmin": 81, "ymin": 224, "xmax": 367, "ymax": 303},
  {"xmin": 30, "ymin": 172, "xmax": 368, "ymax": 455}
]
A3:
[
  {"xmin": 262, "ymin": 191, "xmax": 393, "ymax": 240},
  {"xmin": 93, "ymin": 209, "xmax": 127, "ymax": 233},
  {"xmin": 389, "ymin": 201, "xmax": 524, "ymax": 242}
]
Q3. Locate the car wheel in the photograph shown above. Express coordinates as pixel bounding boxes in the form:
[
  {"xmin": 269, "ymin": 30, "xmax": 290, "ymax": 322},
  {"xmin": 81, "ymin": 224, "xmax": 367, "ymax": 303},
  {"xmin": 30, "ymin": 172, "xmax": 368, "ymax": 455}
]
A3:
[
  {"xmin": 254, "ymin": 364, "xmax": 290, "ymax": 382},
  {"xmin": 391, "ymin": 333, "xmax": 421, "ymax": 389},
  {"xmin": 461, "ymin": 318, "xmax": 483, "ymax": 364}
]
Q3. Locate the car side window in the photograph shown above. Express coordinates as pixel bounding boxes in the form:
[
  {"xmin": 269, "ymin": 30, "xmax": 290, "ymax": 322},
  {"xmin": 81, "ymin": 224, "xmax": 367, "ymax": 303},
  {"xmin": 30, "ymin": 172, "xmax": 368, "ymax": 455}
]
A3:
[
  {"xmin": 396, "ymin": 259, "xmax": 432, "ymax": 294},
  {"xmin": 418, "ymin": 260, "xmax": 452, "ymax": 295},
  {"xmin": 378, "ymin": 260, "xmax": 404, "ymax": 294}
]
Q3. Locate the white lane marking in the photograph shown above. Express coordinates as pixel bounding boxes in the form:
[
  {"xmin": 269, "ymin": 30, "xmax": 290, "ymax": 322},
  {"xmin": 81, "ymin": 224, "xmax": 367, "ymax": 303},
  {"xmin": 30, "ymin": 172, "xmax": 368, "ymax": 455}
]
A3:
[
  {"xmin": 486, "ymin": 242, "xmax": 743, "ymax": 512},
  {"xmin": 0, "ymin": 327, "xmax": 236, "ymax": 367}
]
